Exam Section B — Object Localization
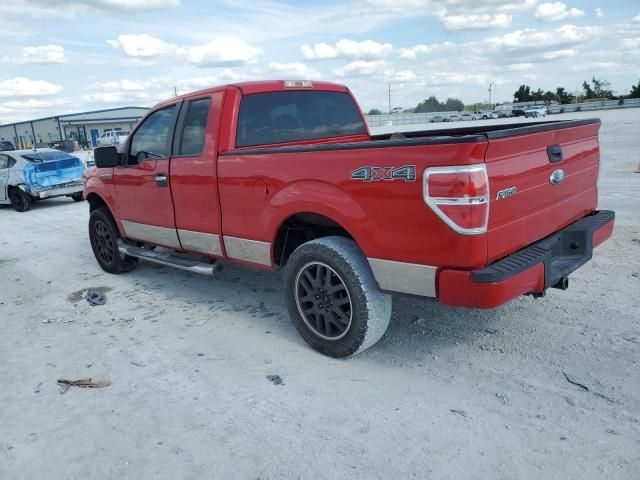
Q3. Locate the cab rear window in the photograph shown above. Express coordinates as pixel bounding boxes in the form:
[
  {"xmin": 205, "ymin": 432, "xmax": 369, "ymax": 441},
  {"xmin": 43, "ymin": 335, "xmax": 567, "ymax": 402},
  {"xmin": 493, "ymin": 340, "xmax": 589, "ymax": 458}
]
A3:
[{"xmin": 236, "ymin": 91, "xmax": 366, "ymax": 148}]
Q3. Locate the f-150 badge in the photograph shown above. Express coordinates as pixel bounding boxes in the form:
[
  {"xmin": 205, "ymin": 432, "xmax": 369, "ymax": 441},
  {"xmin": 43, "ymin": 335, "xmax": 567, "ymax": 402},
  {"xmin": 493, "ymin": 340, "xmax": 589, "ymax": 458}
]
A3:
[
  {"xmin": 496, "ymin": 186, "xmax": 517, "ymax": 200},
  {"xmin": 351, "ymin": 165, "xmax": 416, "ymax": 182}
]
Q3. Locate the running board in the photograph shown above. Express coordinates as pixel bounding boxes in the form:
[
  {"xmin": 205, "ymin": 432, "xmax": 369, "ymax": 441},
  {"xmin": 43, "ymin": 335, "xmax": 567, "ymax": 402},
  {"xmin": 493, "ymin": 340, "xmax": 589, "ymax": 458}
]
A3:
[{"xmin": 117, "ymin": 242, "xmax": 216, "ymax": 275}]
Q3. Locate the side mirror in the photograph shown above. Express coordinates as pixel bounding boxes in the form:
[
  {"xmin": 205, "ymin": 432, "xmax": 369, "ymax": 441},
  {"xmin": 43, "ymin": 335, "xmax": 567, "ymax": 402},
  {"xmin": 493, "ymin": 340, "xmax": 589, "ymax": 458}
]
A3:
[{"xmin": 94, "ymin": 146, "xmax": 120, "ymax": 168}]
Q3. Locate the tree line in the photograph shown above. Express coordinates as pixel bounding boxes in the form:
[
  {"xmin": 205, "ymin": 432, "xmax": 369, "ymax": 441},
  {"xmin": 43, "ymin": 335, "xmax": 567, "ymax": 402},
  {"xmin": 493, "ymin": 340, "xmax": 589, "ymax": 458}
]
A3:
[
  {"xmin": 514, "ymin": 77, "xmax": 640, "ymax": 104},
  {"xmin": 366, "ymin": 78, "xmax": 640, "ymax": 115}
]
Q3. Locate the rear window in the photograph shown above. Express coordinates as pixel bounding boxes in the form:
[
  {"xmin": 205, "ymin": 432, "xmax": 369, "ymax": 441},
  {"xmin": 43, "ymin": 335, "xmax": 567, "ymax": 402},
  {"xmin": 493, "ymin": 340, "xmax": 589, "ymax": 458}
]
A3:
[
  {"xmin": 236, "ymin": 91, "xmax": 366, "ymax": 148},
  {"xmin": 22, "ymin": 151, "xmax": 76, "ymax": 163}
]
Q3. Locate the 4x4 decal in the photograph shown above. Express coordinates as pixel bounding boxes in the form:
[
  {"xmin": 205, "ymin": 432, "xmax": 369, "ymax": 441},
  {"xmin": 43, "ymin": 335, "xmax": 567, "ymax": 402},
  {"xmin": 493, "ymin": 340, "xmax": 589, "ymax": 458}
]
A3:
[{"xmin": 351, "ymin": 165, "xmax": 416, "ymax": 182}]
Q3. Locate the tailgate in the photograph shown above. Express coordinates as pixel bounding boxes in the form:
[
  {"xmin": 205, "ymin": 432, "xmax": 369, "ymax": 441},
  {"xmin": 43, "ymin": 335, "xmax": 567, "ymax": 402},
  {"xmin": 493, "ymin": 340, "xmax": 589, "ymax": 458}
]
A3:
[
  {"xmin": 485, "ymin": 120, "xmax": 600, "ymax": 263},
  {"xmin": 23, "ymin": 155, "xmax": 84, "ymax": 190}
]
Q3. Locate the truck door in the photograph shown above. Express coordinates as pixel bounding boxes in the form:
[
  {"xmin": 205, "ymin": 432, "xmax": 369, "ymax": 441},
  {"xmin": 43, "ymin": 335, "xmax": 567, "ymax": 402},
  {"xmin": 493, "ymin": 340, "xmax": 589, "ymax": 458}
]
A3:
[
  {"xmin": 170, "ymin": 92, "xmax": 224, "ymax": 256},
  {"xmin": 114, "ymin": 103, "xmax": 182, "ymax": 248}
]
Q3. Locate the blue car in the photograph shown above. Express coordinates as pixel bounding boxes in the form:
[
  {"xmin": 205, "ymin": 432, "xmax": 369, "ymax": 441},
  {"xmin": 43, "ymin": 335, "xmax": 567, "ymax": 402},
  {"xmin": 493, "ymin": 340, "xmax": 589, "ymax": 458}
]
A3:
[{"xmin": 0, "ymin": 148, "xmax": 85, "ymax": 212}]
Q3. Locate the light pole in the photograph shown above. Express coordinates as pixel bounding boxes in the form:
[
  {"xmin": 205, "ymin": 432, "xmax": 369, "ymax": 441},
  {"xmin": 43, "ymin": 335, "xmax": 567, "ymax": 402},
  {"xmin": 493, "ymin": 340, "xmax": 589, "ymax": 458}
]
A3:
[{"xmin": 388, "ymin": 83, "xmax": 391, "ymax": 114}]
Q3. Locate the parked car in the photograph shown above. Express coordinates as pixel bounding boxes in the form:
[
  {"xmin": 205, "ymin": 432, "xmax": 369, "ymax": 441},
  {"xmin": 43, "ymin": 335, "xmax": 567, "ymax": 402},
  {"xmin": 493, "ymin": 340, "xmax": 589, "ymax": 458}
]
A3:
[
  {"xmin": 525, "ymin": 106, "xmax": 548, "ymax": 118},
  {"xmin": 97, "ymin": 130, "xmax": 130, "ymax": 149},
  {"xmin": 511, "ymin": 108, "xmax": 527, "ymax": 117},
  {"xmin": 0, "ymin": 148, "xmax": 85, "ymax": 211},
  {"xmin": 0, "ymin": 141, "xmax": 15, "ymax": 151},
  {"xmin": 429, "ymin": 115, "xmax": 445, "ymax": 123},
  {"xmin": 444, "ymin": 114, "xmax": 462, "ymax": 122},
  {"xmin": 390, "ymin": 107, "xmax": 404, "ymax": 114},
  {"xmin": 86, "ymin": 79, "xmax": 614, "ymax": 358},
  {"xmin": 460, "ymin": 113, "xmax": 475, "ymax": 121},
  {"xmin": 473, "ymin": 110, "xmax": 497, "ymax": 120}
]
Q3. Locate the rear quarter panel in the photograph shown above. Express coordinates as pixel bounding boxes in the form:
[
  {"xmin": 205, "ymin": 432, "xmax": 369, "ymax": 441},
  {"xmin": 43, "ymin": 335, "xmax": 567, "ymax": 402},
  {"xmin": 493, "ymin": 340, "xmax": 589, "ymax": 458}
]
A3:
[{"xmin": 217, "ymin": 141, "xmax": 490, "ymax": 269}]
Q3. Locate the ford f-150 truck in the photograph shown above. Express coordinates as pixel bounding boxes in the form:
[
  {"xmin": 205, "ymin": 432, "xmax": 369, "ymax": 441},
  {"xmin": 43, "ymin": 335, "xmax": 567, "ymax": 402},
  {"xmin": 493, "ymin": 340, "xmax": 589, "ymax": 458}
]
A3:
[{"xmin": 85, "ymin": 80, "xmax": 614, "ymax": 357}]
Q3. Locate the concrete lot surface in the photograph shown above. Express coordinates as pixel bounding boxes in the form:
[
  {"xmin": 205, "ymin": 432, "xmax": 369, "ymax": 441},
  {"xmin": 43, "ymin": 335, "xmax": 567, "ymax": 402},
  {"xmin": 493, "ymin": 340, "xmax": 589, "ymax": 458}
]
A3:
[{"xmin": 1, "ymin": 109, "xmax": 638, "ymax": 479}]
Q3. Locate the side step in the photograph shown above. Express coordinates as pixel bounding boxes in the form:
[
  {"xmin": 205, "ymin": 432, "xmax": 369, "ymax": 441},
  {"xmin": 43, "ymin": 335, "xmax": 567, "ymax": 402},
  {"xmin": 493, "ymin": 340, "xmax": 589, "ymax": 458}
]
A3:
[{"xmin": 118, "ymin": 242, "xmax": 216, "ymax": 275}]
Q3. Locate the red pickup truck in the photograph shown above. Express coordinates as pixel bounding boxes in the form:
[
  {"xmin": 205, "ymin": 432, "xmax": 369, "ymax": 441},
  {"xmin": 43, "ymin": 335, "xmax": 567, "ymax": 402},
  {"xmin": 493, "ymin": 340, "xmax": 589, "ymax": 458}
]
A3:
[{"xmin": 85, "ymin": 80, "xmax": 614, "ymax": 357}]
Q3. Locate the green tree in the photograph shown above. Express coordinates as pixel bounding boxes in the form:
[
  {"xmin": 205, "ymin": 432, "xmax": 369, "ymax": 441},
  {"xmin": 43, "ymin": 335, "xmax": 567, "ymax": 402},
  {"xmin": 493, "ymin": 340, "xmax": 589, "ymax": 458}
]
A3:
[
  {"xmin": 514, "ymin": 84, "xmax": 531, "ymax": 102},
  {"xmin": 583, "ymin": 77, "xmax": 613, "ymax": 99},
  {"xmin": 555, "ymin": 87, "xmax": 571, "ymax": 104},
  {"xmin": 412, "ymin": 96, "xmax": 465, "ymax": 113},
  {"xmin": 367, "ymin": 108, "xmax": 382, "ymax": 115},
  {"xmin": 628, "ymin": 80, "xmax": 640, "ymax": 99}
]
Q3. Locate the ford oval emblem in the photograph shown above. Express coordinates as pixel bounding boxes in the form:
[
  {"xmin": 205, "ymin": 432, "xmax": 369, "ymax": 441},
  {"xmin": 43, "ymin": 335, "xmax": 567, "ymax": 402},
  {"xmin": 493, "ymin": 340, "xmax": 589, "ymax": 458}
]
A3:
[{"xmin": 550, "ymin": 169, "xmax": 566, "ymax": 185}]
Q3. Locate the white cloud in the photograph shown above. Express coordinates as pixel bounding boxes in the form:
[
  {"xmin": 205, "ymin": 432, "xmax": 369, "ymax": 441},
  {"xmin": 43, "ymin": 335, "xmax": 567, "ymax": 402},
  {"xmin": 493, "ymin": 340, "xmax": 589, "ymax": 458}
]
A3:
[
  {"xmin": 486, "ymin": 25, "xmax": 595, "ymax": 52},
  {"xmin": 22, "ymin": 45, "xmax": 66, "ymax": 64},
  {"xmin": 301, "ymin": 39, "xmax": 393, "ymax": 60},
  {"xmin": 108, "ymin": 34, "xmax": 261, "ymax": 66},
  {"xmin": 595, "ymin": 8, "xmax": 604, "ymax": 18},
  {"xmin": 1, "ymin": 44, "xmax": 66, "ymax": 64},
  {"xmin": 437, "ymin": 13, "xmax": 512, "ymax": 31},
  {"xmin": 632, "ymin": 14, "xmax": 640, "ymax": 24},
  {"xmin": 540, "ymin": 48, "xmax": 576, "ymax": 59},
  {"xmin": 622, "ymin": 37, "xmax": 640, "ymax": 49},
  {"xmin": 333, "ymin": 60, "xmax": 389, "ymax": 77},
  {"xmin": 0, "ymin": 0, "xmax": 178, "ymax": 17},
  {"xmin": 107, "ymin": 34, "xmax": 175, "ymax": 58},
  {"xmin": 0, "ymin": 77, "xmax": 62, "ymax": 97},
  {"xmin": 535, "ymin": 2, "xmax": 585, "ymax": 22},
  {"xmin": 392, "ymin": 70, "xmax": 416, "ymax": 82},
  {"xmin": 267, "ymin": 62, "xmax": 320, "ymax": 78},
  {"xmin": 182, "ymin": 38, "xmax": 261, "ymax": 66}
]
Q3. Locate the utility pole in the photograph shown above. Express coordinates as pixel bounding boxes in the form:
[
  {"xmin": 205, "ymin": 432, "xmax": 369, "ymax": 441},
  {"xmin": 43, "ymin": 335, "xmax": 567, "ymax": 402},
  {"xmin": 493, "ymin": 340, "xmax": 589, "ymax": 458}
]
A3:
[
  {"xmin": 174, "ymin": 86, "xmax": 178, "ymax": 97},
  {"xmin": 488, "ymin": 83, "xmax": 493, "ymax": 108},
  {"xmin": 388, "ymin": 83, "xmax": 391, "ymax": 114}
]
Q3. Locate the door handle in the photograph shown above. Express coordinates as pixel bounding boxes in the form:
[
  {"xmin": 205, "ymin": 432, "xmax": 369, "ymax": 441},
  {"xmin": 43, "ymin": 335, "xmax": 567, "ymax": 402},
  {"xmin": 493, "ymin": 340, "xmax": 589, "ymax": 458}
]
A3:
[
  {"xmin": 155, "ymin": 173, "xmax": 168, "ymax": 187},
  {"xmin": 547, "ymin": 144, "xmax": 563, "ymax": 163}
]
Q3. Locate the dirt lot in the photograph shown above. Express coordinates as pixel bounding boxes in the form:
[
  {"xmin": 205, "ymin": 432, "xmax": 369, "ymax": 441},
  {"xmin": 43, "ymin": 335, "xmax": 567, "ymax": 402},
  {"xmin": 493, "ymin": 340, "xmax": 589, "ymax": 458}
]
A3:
[{"xmin": 1, "ymin": 109, "xmax": 638, "ymax": 479}]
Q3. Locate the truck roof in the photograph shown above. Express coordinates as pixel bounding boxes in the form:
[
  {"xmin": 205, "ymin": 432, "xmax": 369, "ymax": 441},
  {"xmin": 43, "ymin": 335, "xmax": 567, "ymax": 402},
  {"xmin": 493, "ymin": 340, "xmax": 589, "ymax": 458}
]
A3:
[{"xmin": 156, "ymin": 80, "xmax": 349, "ymax": 108}]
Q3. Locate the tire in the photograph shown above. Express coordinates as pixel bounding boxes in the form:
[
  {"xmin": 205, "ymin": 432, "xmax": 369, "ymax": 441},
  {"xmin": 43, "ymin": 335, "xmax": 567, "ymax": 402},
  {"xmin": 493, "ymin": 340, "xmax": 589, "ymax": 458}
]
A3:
[
  {"xmin": 283, "ymin": 236, "xmax": 392, "ymax": 358},
  {"xmin": 88, "ymin": 207, "xmax": 138, "ymax": 274},
  {"xmin": 9, "ymin": 188, "xmax": 33, "ymax": 212},
  {"xmin": 71, "ymin": 193, "xmax": 84, "ymax": 202}
]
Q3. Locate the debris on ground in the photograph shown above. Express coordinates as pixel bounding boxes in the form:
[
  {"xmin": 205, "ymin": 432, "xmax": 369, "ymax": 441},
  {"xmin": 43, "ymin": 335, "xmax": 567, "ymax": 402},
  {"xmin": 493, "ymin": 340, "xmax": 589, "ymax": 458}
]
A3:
[
  {"xmin": 130, "ymin": 361, "xmax": 146, "ymax": 367},
  {"xmin": 34, "ymin": 382, "xmax": 42, "ymax": 394},
  {"xmin": 623, "ymin": 336, "xmax": 639, "ymax": 344},
  {"xmin": 85, "ymin": 290, "xmax": 107, "ymax": 306},
  {"xmin": 495, "ymin": 393, "xmax": 510, "ymax": 404},
  {"xmin": 563, "ymin": 372, "xmax": 589, "ymax": 390},
  {"xmin": 267, "ymin": 374, "xmax": 284, "ymax": 386},
  {"xmin": 57, "ymin": 377, "xmax": 112, "ymax": 394},
  {"xmin": 563, "ymin": 372, "xmax": 619, "ymax": 403},
  {"xmin": 449, "ymin": 409, "xmax": 467, "ymax": 417}
]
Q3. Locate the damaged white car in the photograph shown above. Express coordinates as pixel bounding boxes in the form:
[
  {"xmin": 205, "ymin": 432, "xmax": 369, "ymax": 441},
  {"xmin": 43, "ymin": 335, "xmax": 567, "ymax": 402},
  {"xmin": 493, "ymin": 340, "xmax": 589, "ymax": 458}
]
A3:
[{"xmin": 0, "ymin": 148, "xmax": 85, "ymax": 212}]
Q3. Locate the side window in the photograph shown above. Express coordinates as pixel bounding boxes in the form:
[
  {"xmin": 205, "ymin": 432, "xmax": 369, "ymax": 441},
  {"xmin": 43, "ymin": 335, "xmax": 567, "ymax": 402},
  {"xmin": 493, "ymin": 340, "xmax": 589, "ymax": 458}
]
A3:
[
  {"xmin": 178, "ymin": 98, "xmax": 211, "ymax": 156},
  {"xmin": 0, "ymin": 154, "xmax": 8, "ymax": 170},
  {"xmin": 129, "ymin": 104, "xmax": 177, "ymax": 164}
]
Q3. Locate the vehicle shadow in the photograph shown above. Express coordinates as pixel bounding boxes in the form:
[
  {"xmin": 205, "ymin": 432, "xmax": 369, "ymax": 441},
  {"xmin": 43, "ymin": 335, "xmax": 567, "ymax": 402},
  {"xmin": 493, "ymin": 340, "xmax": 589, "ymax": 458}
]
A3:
[{"xmin": 124, "ymin": 257, "xmax": 512, "ymax": 362}]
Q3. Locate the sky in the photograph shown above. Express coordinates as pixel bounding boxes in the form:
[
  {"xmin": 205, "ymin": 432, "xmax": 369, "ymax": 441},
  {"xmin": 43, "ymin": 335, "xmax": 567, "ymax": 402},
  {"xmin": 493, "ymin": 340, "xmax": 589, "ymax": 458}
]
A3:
[{"xmin": 0, "ymin": 0, "xmax": 639, "ymax": 122}]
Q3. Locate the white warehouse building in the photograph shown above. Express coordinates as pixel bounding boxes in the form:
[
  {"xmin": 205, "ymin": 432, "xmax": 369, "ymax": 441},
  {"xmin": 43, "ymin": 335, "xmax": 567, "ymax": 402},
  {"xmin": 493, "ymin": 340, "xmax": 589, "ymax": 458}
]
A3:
[{"xmin": 0, "ymin": 106, "xmax": 149, "ymax": 149}]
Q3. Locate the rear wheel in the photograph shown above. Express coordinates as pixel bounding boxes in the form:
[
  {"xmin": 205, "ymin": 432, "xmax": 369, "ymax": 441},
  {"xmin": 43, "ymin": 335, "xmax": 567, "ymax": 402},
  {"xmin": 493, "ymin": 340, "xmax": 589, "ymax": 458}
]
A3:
[
  {"xmin": 9, "ymin": 188, "xmax": 32, "ymax": 212},
  {"xmin": 89, "ymin": 207, "xmax": 138, "ymax": 274},
  {"xmin": 283, "ymin": 236, "xmax": 392, "ymax": 358}
]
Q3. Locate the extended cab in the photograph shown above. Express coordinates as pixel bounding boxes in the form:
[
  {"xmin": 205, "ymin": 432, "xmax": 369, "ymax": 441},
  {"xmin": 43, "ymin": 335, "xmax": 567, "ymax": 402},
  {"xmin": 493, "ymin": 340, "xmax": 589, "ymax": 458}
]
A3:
[{"xmin": 85, "ymin": 80, "xmax": 614, "ymax": 357}]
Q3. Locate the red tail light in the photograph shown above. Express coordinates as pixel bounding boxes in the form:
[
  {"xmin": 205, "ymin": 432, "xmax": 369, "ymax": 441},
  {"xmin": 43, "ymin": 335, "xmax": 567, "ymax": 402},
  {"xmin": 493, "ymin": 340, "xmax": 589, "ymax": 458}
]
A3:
[{"xmin": 423, "ymin": 164, "xmax": 489, "ymax": 235}]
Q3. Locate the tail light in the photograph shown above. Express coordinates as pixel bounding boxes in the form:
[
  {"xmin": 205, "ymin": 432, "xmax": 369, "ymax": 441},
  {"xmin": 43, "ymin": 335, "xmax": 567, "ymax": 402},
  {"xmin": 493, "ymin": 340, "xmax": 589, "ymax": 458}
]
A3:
[{"xmin": 423, "ymin": 164, "xmax": 489, "ymax": 235}]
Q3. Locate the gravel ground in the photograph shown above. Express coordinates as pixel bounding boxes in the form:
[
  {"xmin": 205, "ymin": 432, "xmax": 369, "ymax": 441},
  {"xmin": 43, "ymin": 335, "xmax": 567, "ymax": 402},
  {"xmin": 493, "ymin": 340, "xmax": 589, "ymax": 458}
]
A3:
[{"xmin": 1, "ymin": 109, "xmax": 638, "ymax": 479}]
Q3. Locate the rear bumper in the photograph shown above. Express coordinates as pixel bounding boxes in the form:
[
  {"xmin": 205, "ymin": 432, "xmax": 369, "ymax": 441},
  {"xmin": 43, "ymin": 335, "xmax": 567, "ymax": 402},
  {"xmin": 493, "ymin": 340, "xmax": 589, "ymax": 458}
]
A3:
[
  {"xmin": 438, "ymin": 210, "xmax": 615, "ymax": 308},
  {"xmin": 31, "ymin": 181, "xmax": 83, "ymax": 199}
]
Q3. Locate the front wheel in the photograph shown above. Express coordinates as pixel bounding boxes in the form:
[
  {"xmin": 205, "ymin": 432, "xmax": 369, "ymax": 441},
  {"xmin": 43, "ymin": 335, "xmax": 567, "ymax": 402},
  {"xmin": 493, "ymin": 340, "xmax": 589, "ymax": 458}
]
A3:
[
  {"xmin": 89, "ymin": 207, "xmax": 138, "ymax": 274},
  {"xmin": 71, "ymin": 193, "xmax": 84, "ymax": 202},
  {"xmin": 283, "ymin": 236, "xmax": 392, "ymax": 358}
]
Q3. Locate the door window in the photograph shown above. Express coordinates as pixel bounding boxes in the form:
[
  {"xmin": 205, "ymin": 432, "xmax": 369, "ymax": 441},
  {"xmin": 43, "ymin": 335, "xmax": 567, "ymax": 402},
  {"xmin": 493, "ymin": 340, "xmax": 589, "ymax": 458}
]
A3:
[
  {"xmin": 129, "ymin": 104, "xmax": 177, "ymax": 164},
  {"xmin": 177, "ymin": 98, "xmax": 211, "ymax": 156},
  {"xmin": 0, "ymin": 154, "xmax": 8, "ymax": 169}
]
